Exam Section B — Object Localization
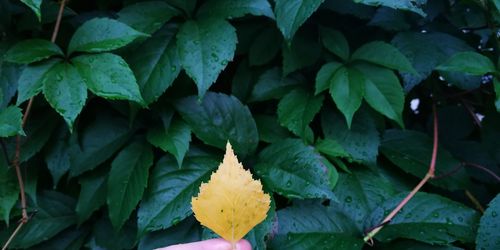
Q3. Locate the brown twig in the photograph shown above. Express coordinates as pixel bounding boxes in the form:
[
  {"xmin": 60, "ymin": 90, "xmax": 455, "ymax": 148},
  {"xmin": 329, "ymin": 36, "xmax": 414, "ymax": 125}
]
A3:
[
  {"xmin": 465, "ymin": 190, "xmax": 485, "ymax": 213},
  {"xmin": 363, "ymin": 104, "xmax": 439, "ymax": 243},
  {"xmin": 1, "ymin": 1, "xmax": 67, "ymax": 249}
]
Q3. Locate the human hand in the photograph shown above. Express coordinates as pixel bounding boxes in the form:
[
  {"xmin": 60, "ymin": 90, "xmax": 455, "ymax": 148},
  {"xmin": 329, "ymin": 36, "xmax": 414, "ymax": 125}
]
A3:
[{"xmin": 155, "ymin": 238, "xmax": 252, "ymax": 250}]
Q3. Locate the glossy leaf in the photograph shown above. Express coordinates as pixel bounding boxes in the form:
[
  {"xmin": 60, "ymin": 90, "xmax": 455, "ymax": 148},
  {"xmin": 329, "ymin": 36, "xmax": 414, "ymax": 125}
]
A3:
[
  {"xmin": 274, "ymin": 0, "xmax": 325, "ymax": 40},
  {"xmin": 76, "ymin": 171, "xmax": 107, "ymax": 224},
  {"xmin": 16, "ymin": 58, "xmax": 60, "ymax": 105},
  {"xmin": 147, "ymin": 119, "xmax": 191, "ymax": 167},
  {"xmin": 315, "ymin": 61, "xmax": 343, "ymax": 94},
  {"xmin": 0, "ymin": 106, "xmax": 24, "ymax": 137},
  {"xmin": 436, "ymin": 51, "xmax": 496, "ymax": 76},
  {"xmin": 249, "ymin": 67, "xmax": 305, "ymax": 102},
  {"xmin": 351, "ymin": 41, "xmax": 417, "ymax": 74},
  {"xmin": 476, "ymin": 194, "xmax": 500, "ymax": 250},
  {"xmin": 4, "ymin": 39, "xmax": 62, "ymax": 64},
  {"xmin": 20, "ymin": 0, "xmax": 42, "ymax": 20},
  {"xmin": 354, "ymin": 0, "xmax": 426, "ymax": 16},
  {"xmin": 320, "ymin": 27, "xmax": 350, "ymax": 61},
  {"xmin": 176, "ymin": 18, "xmax": 237, "ymax": 98},
  {"xmin": 197, "ymin": 0, "xmax": 274, "ymax": 19},
  {"xmin": 117, "ymin": 1, "xmax": 180, "ymax": 34},
  {"xmin": 329, "ymin": 66, "xmax": 365, "ymax": 127}
]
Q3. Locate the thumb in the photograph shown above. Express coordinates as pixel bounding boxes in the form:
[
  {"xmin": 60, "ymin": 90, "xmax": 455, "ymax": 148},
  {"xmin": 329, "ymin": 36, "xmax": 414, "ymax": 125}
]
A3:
[{"xmin": 156, "ymin": 238, "xmax": 252, "ymax": 250}]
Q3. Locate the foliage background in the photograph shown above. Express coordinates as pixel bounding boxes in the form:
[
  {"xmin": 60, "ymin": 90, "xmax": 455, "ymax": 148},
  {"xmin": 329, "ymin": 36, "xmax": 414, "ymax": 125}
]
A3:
[{"xmin": 0, "ymin": 0, "xmax": 499, "ymax": 249}]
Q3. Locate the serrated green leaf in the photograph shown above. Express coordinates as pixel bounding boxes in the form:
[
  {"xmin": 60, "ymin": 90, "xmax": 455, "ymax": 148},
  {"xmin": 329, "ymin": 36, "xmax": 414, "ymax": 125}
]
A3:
[
  {"xmin": 436, "ymin": 51, "xmax": 496, "ymax": 76},
  {"xmin": 20, "ymin": 0, "xmax": 42, "ymax": 20},
  {"xmin": 476, "ymin": 194, "xmax": 500, "ymax": 250},
  {"xmin": 0, "ymin": 160, "xmax": 18, "ymax": 224},
  {"xmin": 351, "ymin": 41, "xmax": 417, "ymax": 74},
  {"xmin": 329, "ymin": 66, "xmax": 365, "ymax": 127},
  {"xmin": 44, "ymin": 127, "xmax": 72, "ymax": 187},
  {"xmin": 315, "ymin": 61, "xmax": 343, "ymax": 94},
  {"xmin": 72, "ymin": 53, "xmax": 144, "ymax": 104},
  {"xmin": 254, "ymin": 114, "xmax": 290, "ymax": 143},
  {"xmin": 315, "ymin": 138, "xmax": 350, "ymax": 159},
  {"xmin": 108, "ymin": 140, "xmax": 153, "ymax": 231},
  {"xmin": 127, "ymin": 24, "xmax": 181, "ymax": 105},
  {"xmin": 354, "ymin": 63, "xmax": 404, "ymax": 127},
  {"xmin": 4, "ymin": 39, "xmax": 63, "ymax": 64},
  {"xmin": 320, "ymin": 27, "xmax": 350, "ymax": 61},
  {"xmin": 277, "ymin": 88, "xmax": 323, "ymax": 139},
  {"xmin": 16, "ymin": 58, "xmax": 60, "ymax": 105},
  {"xmin": 68, "ymin": 17, "xmax": 147, "ymax": 54},
  {"xmin": 147, "ymin": 119, "xmax": 191, "ymax": 167},
  {"xmin": 282, "ymin": 28, "xmax": 321, "ymax": 75},
  {"xmin": 0, "ymin": 106, "xmax": 24, "ymax": 137},
  {"xmin": 354, "ymin": 0, "xmax": 426, "ymax": 16},
  {"xmin": 174, "ymin": 92, "xmax": 258, "ymax": 156},
  {"xmin": 138, "ymin": 156, "xmax": 219, "ymax": 234},
  {"xmin": 197, "ymin": 0, "xmax": 275, "ymax": 19},
  {"xmin": 176, "ymin": 18, "xmax": 236, "ymax": 98},
  {"xmin": 117, "ymin": 1, "xmax": 180, "ymax": 34},
  {"xmin": 274, "ymin": 0, "xmax": 325, "ymax": 40},
  {"xmin": 367, "ymin": 192, "xmax": 480, "ymax": 244},
  {"xmin": 76, "ymin": 171, "xmax": 107, "ymax": 224},
  {"xmin": 249, "ymin": 67, "xmax": 305, "ymax": 102},
  {"xmin": 255, "ymin": 139, "xmax": 337, "ymax": 200}
]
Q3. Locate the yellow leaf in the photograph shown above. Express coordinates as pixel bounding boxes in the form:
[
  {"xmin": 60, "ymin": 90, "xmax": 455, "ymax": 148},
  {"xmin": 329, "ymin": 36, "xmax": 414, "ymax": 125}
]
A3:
[{"xmin": 191, "ymin": 142, "xmax": 271, "ymax": 247}]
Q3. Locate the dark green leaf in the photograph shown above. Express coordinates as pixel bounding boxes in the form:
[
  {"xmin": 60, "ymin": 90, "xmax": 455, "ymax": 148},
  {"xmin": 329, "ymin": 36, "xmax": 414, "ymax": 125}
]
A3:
[
  {"xmin": 108, "ymin": 140, "xmax": 154, "ymax": 230},
  {"xmin": 249, "ymin": 67, "xmax": 305, "ymax": 102},
  {"xmin": 495, "ymin": 79, "xmax": 500, "ymax": 112},
  {"xmin": 254, "ymin": 114, "xmax": 291, "ymax": 143},
  {"xmin": 68, "ymin": 17, "xmax": 147, "ymax": 54},
  {"xmin": 320, "ymin": 27, "xmax": 349, "ymax": 61},
  {"xmin": 147, "ymin": 119, "xmax": 191, "ymax": 167},
  {"xmin": 476, "ymin": 194, "xmax": 500, "ymax": 250},
  {"xmin": 0, "ymin": 106, "xmax": 24, "ymax": 137},
  {"xmin": 367, "ymin": 192, "xmax": 480, "ymax": 244},
  {"xmin": 118, "ymin": 1, "xmax": 180, "ymax": 34},
  {"xmin": 329, "ymin": 66, "xmax": 365, "ymax": 127},
  {"xmin": 277, "ymin": 88, "xmax": 323, "ymax": 139},
  {"xmin": 176, "ymin": 18, "xmax": 236, "ymax": 97},
  {"xmin": 315, "ymin": 61, "xmax": 343, "ymax": 94},
  {"xmin": 138, "ymin": 156, "xmax": 218, "ymax": 233},
  {"xmin": 255, "ymin": 139, "xmax": 337, "ymax": 200},
  {"xmin": 72, "ymin": 53, "xmax": 144, "ymax": 104},
  {"xmin": 315, "ymin": 138, "xmax": 350, "ymax": 159},
  {"xmin": 16, "ymin": 58, "xmax": 60, "ymax": 105},
  {"xmin": 31, "ymin": 227, "xmax": 89, "ymax": 250},
  {"xmin": 249, "ymin": 26, "xmax": 283, "ymax": 66},
  {"xmin": 93, "ymin": 216, "xmax": 137, "ymax": 250},
  {"xmin": 127, "ymin": 24, "xmax": 181, "ymax": 105},
  {"xmin": 4, "ymin": 39, "xmax": 62, "ymax": 64},
  {"xmin": 13, "ymin": 112, "xmax": 58, "ymax": 162},
  {"xmin": 282, "ymin": 29, "xmax": 321, "ymax": 75},
  {"xmin": 353, "ymin": 0, "xmax": 426, "ymax": 16},
  {"xmin": 165, "ymin": 0, "xmax": 197, "ymax": 15},
  {"xmin": 436, "ymin": 51, "xmax": 496, "ymax": 75},
  {"xmin": 44, "ymin": 127, "xmax": 72, "ymax": 187},
  {"xmin": 175, "ymin": 92, "xmax": 258, "ymax": 156},
  {"xmin": 0, "ymin": 62, "xmax": 22, "ymax": 109},
  {"xmin": 197, "ymin": 0, "xmax": 274, "ymax": 19},
  {"xmin": 0, "ymin": 159, "xmax": 18, "ymax": 224},
  {"xmin": 76, "ymin": 171, "xmax": 107, "ymax": 224},
  {"xmin": 20, "ymin": 0, "xmax": 42, "ymax": 20},
  {"xmin": 42, "ymin": 61, "xmax": 87, "ymax": 130},
  {"xmin": 274, "ymin": 0, "xmax": 325, "ymax": 40},
  {"xmin": 138, "ymin": 217, "xmax": 201, "ymax": 250},
  {"xmin": 351, "ymin": 41, "xmax": 417, "ymax": 74}
]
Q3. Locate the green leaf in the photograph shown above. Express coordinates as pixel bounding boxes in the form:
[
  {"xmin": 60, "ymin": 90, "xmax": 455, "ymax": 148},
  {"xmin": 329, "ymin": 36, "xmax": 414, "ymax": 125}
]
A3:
[
  {"xmin": 249, "ymin": 67, "xmax": 305, "ymax": 102},
  {"xmin": 147, "ymin": 119, "xmax": 191, "ymax": 167},
  {"xmin": 353, "ymin": 0, "xmax": 426, "ymax": 16},
  {"xmin": 315, "ymin": 61, "xmax": 343, "ymax": 94},
  {"xmin": 354, "ymin": 63, "xmax": 404, "ymax": 126},
  {"xmin": 367, "ymin": 192, "xmax": 480, "ymax": 244},
  {"xmin": 197, "ymin": 0, "xmax": 275, "ymax": 19},
  {"xmin": 0, "ymin": 62, "xmax": 22, "ymax": 109},
  {"xmin": 165, "ymin": 0, "xmax": 197, "ymax": 15},
  {"xmin": 127, "ymin": 24, "xmax": 181, "ymax": 105},
  {"xmin": 329, "ymin": 66, "xmax": 365, "ymax": 127},
  {"xmin": 0, "ymin": 106, "xmax": 24, "ymax": 137},
  {"xmin": 380, "ymin": 129, "xmax": 471, "ymax": 190},
  {"xmin": 320, "ymin": 27, "xmax": 350, "ymax": 61},
  {"xmin": 436, "ymin": 51, "xmax": 496, "ymax": 76},
  {"xmin": 254, "ymin": 114, "xmax": 290, "ymax": 144},
  {"xmin": 108, "ymin": 140, "xmax": 153, "ymax": 230},
  {"xmin": 8, "ymin": 191, "xmax": 76, "ymax": 248},
  {"xmin": 495, "ymin": 78, "xmax": 500, "ymax": 112},
  {"xmin": 476, "ymin": 194, "xmax": 500, "ymax": 250},
  {"xmin": 69, "ymin": 114, "xmax": 132, "ymax": 176},
  {"xmin": 255, "ymin": 139, "xmax": 337, "ymax": 200},
  {"xmin": 16, "ymin": 59, "xmax": 60, "ymax": 105},
  {"xmin": 72, "ymin": 53, "xmax": 144, "ymax": 104},
  {"xmin": 68, "ymin": 17, "xmax": 147, "ymax": 54},
  {"xmin": 351, "ymin": 41, "xmax": 417, "ymax": 74},
  {"xmin": 4, "ymin": 39, "xmax": 63, "ymax": 64},
  {"xmin": 176, "ymin": 18, "xmax": 236, "ymax": 98},
  {"xmin": 282, "ymin": 28, "xmax": 321, "ymax": 75},
  {"xmin": 20, "ymin": 0, "xmax": 42, "ymax": 20},
  {"xmin": 0, "ymin": 161, "xmax": 18, "ymax": 224},
  {"xmin": 138, "ymin": 155, "xmax": 219, "ymax": 234},
  {"xmin": 322, "ymin": 107, "xmax": 380, "ymax": 165},
  {"xmin": 175, "ymin": 92, "xmax": 258, "ymax": 156},
  {"xmin": 31, "ymin": 227, "xmax": 89, "ymax": 250},
  {"xmin": 138, "ymin": 217, "xmax": 201, "ymax": 250},
  {"xmin": 274, "ymin": 0, "xmax": 325, "ymax": 40},
  {"xmin": 277, "ymin": 88, "xmax": 323, "ymax": 139},
  {"xmin": 76, "ymin": 171, "xmax": 107, "ymax": 224},
  {"xmin": 249, "ymin": 26, "xmax": 283, "ymax": 66},
  {"xmin": 117, "ymin": 1, "xmax": 180, "ymax": 34},
  {"xmin": 93, "ymin": 216, "xmax": 137, "ymax": 250},
  {"xmin": 315, "ymin": 138, "xmax": 350, "ymax": 159},
  {"xmin": 42, "ymin": 62, "xmax": 87, "ymax": 130},
  {"xmin": 44, "ymin": 127, "xmax": 72, "ymax": 187}
]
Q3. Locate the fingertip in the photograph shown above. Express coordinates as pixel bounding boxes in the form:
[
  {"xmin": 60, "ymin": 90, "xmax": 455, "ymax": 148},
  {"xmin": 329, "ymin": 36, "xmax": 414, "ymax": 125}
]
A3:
[{"xmin": 236, "ymin": 239, "xmax": 252, "ymax": 250}]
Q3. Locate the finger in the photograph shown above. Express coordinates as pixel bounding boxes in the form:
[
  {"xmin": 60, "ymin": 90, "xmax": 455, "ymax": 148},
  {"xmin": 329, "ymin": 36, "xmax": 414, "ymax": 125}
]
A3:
[{"xmin": 155, "ymin": 238, "xmax": 252, "ymax": 250}]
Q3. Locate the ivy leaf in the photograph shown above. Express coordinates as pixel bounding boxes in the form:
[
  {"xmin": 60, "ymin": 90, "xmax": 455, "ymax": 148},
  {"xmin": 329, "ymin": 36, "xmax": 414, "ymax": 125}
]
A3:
[
  {"xmin": 117, "ymin": 1, "xmax": 180, "ymax": 34},
  {"xmin": 197, "ymin": 0, "xmax": 275, "ymax": 20},
  {"xmin": 175, "ymin": 92, "xmax": 258, "ymax": 157},
  {"xmin": 476, "ymin": 194, "xmax": 500, "ymax": 250},
  {"xmin": 20, "ymin": 0, "xmax": 42, "ymax": 21},
  {"xmin": 255, "ymin": 139, "xmax": 337, "ymax": 200},
  {"xmin": 329, "ymin": 66, "xmax": 365, "ymax": 127},
  {"xmin": 0, "ymin": 106, "xmax": 24, "ymax": 137},
  {"xmin": 76, "ymin": 171, "xmax": 107, "ymax": 224},
  {"xmin": 72, "ymin": 53, "xmax": 145, "ymax": 104},
  {"xmin": 320, "ymin": 27, "xmax": 350, "ymax": 61},
  {"xmin": 147, "ymin": 119, "xmax": 191, "ymax": 167},
  {"xmin": 108, "ymin": 141, "xmax": 154, "ymax": 231},
  {"xmin": 4, "ymin": 39, "xmax": 63, "ymax": 64},
  {"xmin": 277, "ymin": 88, "xmax": 324, "ymax": 139},
  {"xmin": 436, "ymin": 51, "xmax": 496, "ymax": 76},
  {"xmin": 16, "ymin": 59, "xmax": 60, "ymax": 105},
  {"xmin": 274, "ymin": 0, "xmax": 325, "ymax": 40},
  {"xmin": 367, "ymin": 192, "xmax": 480, "ymax": 244},
  {"xmin": 42, "ymin": 62, "xmax": 87, "ymax": 131},
  {"xmin": 315, "ymin": 61, "xmax": 343, "ymax": 94},
  {"xmin": 176, "ymin": 18, "xmax": 236, "ymax": 98},
  {"xmin": 192, "ymin": 143, "xmax": 271, "ymax": 246},
  {"xmin": 68, "ymin": 18, "xmax": 147, "ymax": 54},
  {"xmin": 138, "ymin": 155, "xmax": 219, "ymax": 234},
  {"xmin": 353, "ymin": 0, "xmax": 426, "ymax": 16},
  {"xmin": 127, "ymin": 24, "xmax": 181, "ymax": 105},
  {"xmin": 351, "ymin": 41, "xmax": 417, "ymax": 74}
]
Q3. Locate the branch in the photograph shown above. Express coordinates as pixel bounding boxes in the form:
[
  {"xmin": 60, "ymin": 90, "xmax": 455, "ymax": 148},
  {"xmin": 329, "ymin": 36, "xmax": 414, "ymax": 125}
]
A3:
[{"xmin": 363, "ymin": 104, "xmax": 439, "ymax": 244}]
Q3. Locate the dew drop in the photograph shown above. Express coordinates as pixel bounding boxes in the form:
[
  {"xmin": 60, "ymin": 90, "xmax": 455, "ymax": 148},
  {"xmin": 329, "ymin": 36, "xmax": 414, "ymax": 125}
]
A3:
[{"xmin": 344, "ymin": 196, "xmax": 352, "ymax": 203}]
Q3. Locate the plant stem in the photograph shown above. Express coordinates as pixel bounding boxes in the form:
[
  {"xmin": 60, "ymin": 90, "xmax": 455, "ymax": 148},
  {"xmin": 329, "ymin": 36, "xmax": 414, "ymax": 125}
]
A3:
[{"xmin": 465, "ymin": 190, "xmax": 485, "ymax": 213}]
